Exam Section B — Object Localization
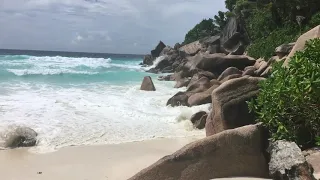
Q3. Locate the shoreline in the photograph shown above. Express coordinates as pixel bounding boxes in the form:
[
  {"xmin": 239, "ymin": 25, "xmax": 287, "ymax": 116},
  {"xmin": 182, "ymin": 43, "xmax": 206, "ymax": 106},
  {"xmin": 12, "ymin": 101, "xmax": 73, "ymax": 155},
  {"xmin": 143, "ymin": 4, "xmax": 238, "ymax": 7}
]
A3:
[
  {"xmin": 0, "ymin": 136, "xmax": 203, "ymax": 180},
  {"xmin": 0, "ymin": 136, "xmax": 280, "ymax": 180}
]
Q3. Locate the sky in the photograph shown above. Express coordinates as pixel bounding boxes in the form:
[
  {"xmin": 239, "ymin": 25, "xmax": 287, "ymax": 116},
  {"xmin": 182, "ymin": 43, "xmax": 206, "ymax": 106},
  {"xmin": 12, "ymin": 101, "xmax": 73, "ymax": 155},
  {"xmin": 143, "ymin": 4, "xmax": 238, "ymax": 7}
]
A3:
[{"xmin": 0, "ymin": 0, "xmax": 226, "ymax": 54}]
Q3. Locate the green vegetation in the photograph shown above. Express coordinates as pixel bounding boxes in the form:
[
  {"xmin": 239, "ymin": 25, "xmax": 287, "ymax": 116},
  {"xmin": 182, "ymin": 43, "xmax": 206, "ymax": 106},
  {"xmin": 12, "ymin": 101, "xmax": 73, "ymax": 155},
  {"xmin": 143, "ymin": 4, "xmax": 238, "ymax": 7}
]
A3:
[
  {"xmin": 235, "ymin": 0, "xmax": 320, "ymax": 59},
  {"xmin": 183, "ymin": 19, "xmax": 219, "ymax": 45},
  {"xmin": 183, "ymin": 11, "xmax": 228, "ymax": 44},
  {"xmin": 183, "ymin": 0, "xmax": 320, "ymax": 148},
  {"xmin": 248, "ymin": 39, "xmax": 320, "ymax": 148},
  {"xmin": 183, "ymin": 0, "xmax": 320, "ymax": 59},
  {"xmin": 246, "ymin": 25, "xmax": 300, "ymax": 59}
]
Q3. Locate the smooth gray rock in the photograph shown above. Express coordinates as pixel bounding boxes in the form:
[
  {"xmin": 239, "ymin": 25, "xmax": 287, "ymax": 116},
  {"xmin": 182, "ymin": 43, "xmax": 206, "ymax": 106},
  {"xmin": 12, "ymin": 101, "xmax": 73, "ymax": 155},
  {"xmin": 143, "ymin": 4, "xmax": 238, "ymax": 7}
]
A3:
[
  {"xmin": 3, "ymin": 126, "xmax": 38, "ymax": 148},
  {"xmin": 268, "ymin": 140, "xmax": 316, "ymax": 180},
  {"xmin": 140, "ymin": 76, "xmax": 156, "ymax": 91}
]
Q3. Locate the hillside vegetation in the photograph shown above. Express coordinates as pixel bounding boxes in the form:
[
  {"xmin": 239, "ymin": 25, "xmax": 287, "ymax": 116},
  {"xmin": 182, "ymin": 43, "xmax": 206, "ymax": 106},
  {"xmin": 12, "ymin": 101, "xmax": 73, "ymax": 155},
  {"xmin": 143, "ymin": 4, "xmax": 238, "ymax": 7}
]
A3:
[
  {"xmin": 184, "ymin": 0, "xmax": 320, "ymax": 59},
  {"xmin": 183, "ymin": 0, "xmax": 320, "ymax": 148}
]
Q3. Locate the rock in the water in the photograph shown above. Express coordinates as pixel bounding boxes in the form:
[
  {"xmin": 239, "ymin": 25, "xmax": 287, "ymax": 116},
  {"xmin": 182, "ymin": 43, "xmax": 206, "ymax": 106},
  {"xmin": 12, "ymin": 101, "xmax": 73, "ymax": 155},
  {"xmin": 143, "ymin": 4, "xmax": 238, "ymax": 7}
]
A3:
[
  {"xmin": 217, "ymin": 67, "xmax": 242, "ymax": 81},
  {"xmin": 275, "ymin": 42, "xmax": 295, "ymax": 59},
  {"xmin": 166, "ymin": 92, "xmax": 191, "ymax": 107},
  {"xmin": 268, "ymin": 140, "xmax": 316, "ymax": 180},
  {"xmin": 129, "ymin": 124, "xmax": 269, "ymax": 180},
  {"xmin": 147, "ymin": 68, "xmax": 159, "ymax": 74},
  {"xmin": 140, "ymin": 76, "xmax": 156, "ymax": 91},
  {"xmin": 155, "ymin": 58, "xmax": 170, "ymax": 70},
  {"xmin": 2, "ymin": 126, "xmax": 38, "ymax": 148},
  {"xmin": 285, "ymin": 25, "xmax": 320, "ymax": 66},
  {"xmin": 174, "ymin": 78, "xmax": 190, "ymax": 88},
  {"xmin": 158, "ymin": 74, "xmax": 174, "ymax": 81},
  {"xmin": 190, "ymin": 111, "xmax": 207, "ymax": 124},
  {"xmin": 151, "ymin": 41, "xmax": 166, "ymax": 58},
  {"xmin": 206, "ymin": 76, "xmax": 265, "ymax": 136},
  {"xmin": 143, "ymin": 54, "xmax": 154, "ymax": 65},
  {"xmin": 188, "ymin": 82, "xmax": 221, "ymax": 106},
  {"xmin": 195, "ymin": 113, "xmax": 207, "ymax": 129},
  {"xmin": 161, "ymin": 66, "xmax": 174, "ymax": 73}
]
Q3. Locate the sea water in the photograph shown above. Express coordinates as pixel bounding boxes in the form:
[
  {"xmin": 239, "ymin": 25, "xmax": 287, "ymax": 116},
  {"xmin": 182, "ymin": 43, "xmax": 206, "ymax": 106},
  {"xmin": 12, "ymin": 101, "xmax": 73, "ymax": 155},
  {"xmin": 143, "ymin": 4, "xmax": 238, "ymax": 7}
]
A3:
[{"xmin": 0, "ymin": 50, "xmax": 209, "ymax": 153}]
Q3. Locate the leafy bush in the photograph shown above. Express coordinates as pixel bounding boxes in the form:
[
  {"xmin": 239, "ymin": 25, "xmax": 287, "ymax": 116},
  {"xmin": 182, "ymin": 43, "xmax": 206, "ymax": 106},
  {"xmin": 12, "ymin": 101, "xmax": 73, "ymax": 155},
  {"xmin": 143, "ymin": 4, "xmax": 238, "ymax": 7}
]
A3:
[
  {"xmin": 245, "ymin": 6, "xmax": 277, "ymax": 41},
  {"xmin": 306, "ymin": 12, "xmax": 320, "ymax": 30},
  {"xmin": 247, "ymin": 25, "xmax": 300, "ymax": 59},
  {"xmin": 248, "ymin": 38, "xmax": 320, "ymax": 149}
]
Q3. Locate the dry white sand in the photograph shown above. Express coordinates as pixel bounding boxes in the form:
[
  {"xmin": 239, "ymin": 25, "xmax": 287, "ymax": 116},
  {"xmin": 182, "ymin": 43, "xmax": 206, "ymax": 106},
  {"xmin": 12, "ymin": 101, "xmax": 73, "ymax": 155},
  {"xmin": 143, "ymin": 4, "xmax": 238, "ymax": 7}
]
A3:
[
  {"xmin": 1, "ymin": 137, "xmax": 317, "ymax": 180},
  {"xmin": 0, "ymin": 137, "xmax": 201, "ymax": 180}
]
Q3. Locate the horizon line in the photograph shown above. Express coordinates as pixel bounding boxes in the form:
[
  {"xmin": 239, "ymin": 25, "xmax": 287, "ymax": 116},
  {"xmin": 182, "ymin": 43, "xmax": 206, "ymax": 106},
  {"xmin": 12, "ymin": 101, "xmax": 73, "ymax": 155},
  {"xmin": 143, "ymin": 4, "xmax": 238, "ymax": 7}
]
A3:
[{"xmin": 0, "ymin": 48, "xmax": 145, "ymax": 56}]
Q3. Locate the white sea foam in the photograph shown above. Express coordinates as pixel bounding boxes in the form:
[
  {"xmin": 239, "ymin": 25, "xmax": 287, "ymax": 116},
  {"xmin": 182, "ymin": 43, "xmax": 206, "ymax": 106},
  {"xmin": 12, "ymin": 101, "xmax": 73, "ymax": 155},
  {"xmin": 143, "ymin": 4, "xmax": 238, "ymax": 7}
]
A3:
[
  {"xmin": 0, "ymin": 55, "xmax": 210, "ymax": 153},
  {"xmin": 143, "ymin": 56, "xmax": 166, "ymax": 71},
  {"xmin": 6, "ymin": 68, "xmax": 99, "ymax": 76},
  {"xmin": 0, "ymin": 81, "xmax": 209, "ymax": 153},
  {"xmin": 1, "ymin": 56, "xmax": 145, "ymax": 76}
]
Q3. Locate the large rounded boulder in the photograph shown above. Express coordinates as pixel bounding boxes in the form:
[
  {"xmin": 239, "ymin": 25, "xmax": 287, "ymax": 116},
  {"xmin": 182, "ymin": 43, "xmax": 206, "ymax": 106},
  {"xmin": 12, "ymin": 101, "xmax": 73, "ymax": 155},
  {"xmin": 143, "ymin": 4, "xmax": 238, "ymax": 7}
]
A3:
[
  {"xmin": 1, "ymin": 126, "xmax": 38, "ymax": 148},
  {"xmin": 129, "ymin": 124, "xmax": 269, "ymax": 180},
  {"xmin": 183, "ymin": 53, "xmax": 255, "ymax": 76},
  {"xmin": 206, "ymin": 76, "xmax": 265, "ymax": 136},
  {"xmin": 166, "ymin": 92, "xmax": 192, "ymax": 107}
]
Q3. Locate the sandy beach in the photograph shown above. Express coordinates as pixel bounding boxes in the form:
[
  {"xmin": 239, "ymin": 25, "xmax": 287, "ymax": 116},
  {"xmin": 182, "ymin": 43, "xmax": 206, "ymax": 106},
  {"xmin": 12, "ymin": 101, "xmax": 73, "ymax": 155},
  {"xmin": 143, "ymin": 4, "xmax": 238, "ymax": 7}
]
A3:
[
  {"xmin": 0, "ymin": 137, "xmax": 201, "ymax": 180},
  {"xmin": 1, "ymin": 136, "xmax": 319, "ymax": 180},
  {"xmin": 0, "ymin": 136, "xmax": 276, "ymax": 180}
]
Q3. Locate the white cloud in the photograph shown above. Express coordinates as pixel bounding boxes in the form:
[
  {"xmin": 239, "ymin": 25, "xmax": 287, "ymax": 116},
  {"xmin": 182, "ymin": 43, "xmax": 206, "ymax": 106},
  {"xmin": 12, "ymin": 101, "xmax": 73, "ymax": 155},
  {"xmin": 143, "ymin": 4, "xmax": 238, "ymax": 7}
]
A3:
[
  {"xmin": 1, "ymin": 0, "xmax": 140, "ymax": 17},
  {"xmin": 0, "ymin": 0, "xmax": 226, "ymax": 54},
  {"xmin": 72, "ymin": 31, "xmax": 111, "ymax": 45},
  {"xmin": 76, "ymin": 35, "xmax": 83, "ymax": 41}
]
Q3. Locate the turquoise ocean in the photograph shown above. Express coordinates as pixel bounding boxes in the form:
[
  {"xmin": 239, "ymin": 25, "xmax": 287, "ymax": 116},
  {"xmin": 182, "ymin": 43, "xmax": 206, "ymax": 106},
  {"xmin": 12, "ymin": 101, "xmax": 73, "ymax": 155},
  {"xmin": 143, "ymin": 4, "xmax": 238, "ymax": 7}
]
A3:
[{"xmin": 0, "ymin": 50, "xmax": 208, "ymax": 153}]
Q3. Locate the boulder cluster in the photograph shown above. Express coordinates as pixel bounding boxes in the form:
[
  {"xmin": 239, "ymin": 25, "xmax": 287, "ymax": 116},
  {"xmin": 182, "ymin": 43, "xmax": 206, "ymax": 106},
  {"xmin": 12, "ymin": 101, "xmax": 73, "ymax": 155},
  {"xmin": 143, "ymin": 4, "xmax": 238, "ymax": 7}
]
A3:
[{"xmin": 135, "ymin": 24, "xmax": 320, "ymax": 179}]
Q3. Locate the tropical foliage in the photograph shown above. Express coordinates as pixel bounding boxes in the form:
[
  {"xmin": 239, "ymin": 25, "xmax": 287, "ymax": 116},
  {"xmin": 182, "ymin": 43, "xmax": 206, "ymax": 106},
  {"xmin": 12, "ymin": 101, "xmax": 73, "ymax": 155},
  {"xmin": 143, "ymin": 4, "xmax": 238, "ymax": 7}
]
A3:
[
  {"xmin": 248, "ymin": 39, "xmax": 320, "ymax": 149},
  {"xmin": 183, "ymin": 11, "xmax": 228, "ymax": 44}
]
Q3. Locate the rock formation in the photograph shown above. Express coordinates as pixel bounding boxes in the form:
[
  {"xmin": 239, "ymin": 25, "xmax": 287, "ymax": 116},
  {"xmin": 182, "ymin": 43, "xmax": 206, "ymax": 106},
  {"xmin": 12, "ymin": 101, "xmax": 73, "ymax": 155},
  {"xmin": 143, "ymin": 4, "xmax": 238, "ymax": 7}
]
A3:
[
  {"xmin": 268, "ymin": 140, "xmax": 316, "ymax": 180},
  {"xmin": 206, "ymin": 76, "xmax": 265, "ymax": 136},
  {"xmin": 140, "ymin": 76, "xmax": 156, "ymax": 91},
  {"xmin": 1, "ymin": 126, "xmax": 38, "ymax": 148},
  {"xmin": 129, "ymin": 124, "xmax": 269, "ymax": 180}
]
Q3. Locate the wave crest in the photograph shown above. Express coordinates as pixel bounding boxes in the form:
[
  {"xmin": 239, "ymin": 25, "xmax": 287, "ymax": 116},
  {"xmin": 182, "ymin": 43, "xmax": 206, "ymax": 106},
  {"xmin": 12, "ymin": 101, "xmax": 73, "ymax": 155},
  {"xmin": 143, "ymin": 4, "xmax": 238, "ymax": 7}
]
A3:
[{"xmin": 0, "ymin": 55, "xmax": 144, "ymax": 77}]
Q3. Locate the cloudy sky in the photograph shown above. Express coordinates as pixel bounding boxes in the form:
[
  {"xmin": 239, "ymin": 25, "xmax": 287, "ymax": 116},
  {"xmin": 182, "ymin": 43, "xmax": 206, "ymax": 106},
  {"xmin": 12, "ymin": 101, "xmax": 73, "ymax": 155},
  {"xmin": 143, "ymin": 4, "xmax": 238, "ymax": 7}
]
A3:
[{"xmin": 0, "ymin": 0, "xmax": 225, "ymax": 54}]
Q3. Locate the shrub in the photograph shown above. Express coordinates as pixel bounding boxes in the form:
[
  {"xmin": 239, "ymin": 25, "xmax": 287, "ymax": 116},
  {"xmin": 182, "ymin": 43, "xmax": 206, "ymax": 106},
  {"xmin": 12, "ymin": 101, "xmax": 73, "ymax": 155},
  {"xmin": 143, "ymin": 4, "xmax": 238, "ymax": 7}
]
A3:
[
  {"xmin": 247, "ymin": 25, "xmax": 300, "ymax": 59},
  {"xmin": 306, "ymin": 12, "xmax": 320, "ymax": 30},
  {"xmin": 248, "ymin": 38, "xmax": 320, "ymax": 149}
]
